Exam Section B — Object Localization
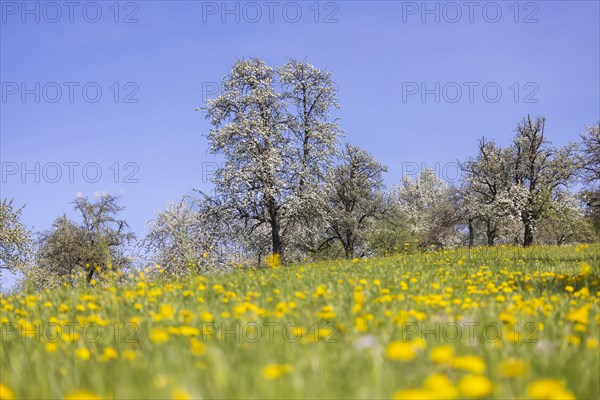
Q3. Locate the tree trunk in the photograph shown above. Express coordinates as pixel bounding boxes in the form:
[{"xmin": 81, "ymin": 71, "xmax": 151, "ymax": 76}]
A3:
[
  {"xmin": 86, "ymin": 268, "xmax": 94, "ymax": 285},
  {"xmin": 467, "ymin": 219, "xmax": 474, "ymax": 248},
  {"xmin": 344, "ymin": 231, "xmax": 353, "ymax": 259},
  {"xmin": 270, "ymin": 217, "xmax": 283, "ymax": 260},
  {"xmin": 486, "ymin": 221, "xmax": 496, "ymax": 246},
  {"xmin": 345, "ymin": 246, "xmax": 353, "ymax": 259},
  {"xmin": 523, "ymin": 222, "xmax": 534, "ymax": 246}
]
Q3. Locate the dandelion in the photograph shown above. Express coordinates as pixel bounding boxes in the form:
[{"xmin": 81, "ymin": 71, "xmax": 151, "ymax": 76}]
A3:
[
  {"xmin": 527, "ymin": 379, "xmax": 575, "ymax": 400},
  {"xmin": 423, "ymin": 374, "xmax": 457, "ymax": 399},
  {"xmin": 499, "ymin": 358, "xmax": 527, "ymax": 378},
  {"xmin": 63, "ymin": 391, "xmax": 101, "ymax": 400},
  {"xmin": 265, "ymin": 253, "xmax": 281, "ymax": 268},
  {"xmin": 149, "ymin": 328, "xmax": 169, "ymax": 344},
  {"xmin": 75, "ymin": 347, "xmax": 91, "ymax": 361},
  {"xmin": 393, "ymin": 389, "xmax": 435, "ymax": 400},
  {"xmin": 262, "ymin": 364, "xmax": 293, "ymax": 380},
  {"xmin": 45, "ymin": 342, "xmax": 58, "ymax": 353},
  {"xmin": 0, "ymin": 384, "xmax": 15, "ymax": 400},
  {"xmin": 385, "ymin": 341, "xmax": 416, "ymax": 362},
  {"xmin": 172, "ymin": 389, "xmax": 192, "ymax": 400},
  {"xmin": 579, "ymin": 262, "xmax": 591, "ymax": 276},
  {"xmin": 190, "ymin": 338, "xmax": 205, "ymax": 356},
  {"xmin": 101, "ymin": 347, "xmax": 118, "ymax": 361},
  {"xmin": 458, "ymin": 375, "xmax": 493, "ymax": 398},
  {"xmin": 121, "ymin": 350, "xmax": 137, "ymax": 360},
  {"xmin": 428, "ymin": 345, "xmax": 454, "ymax": 364},
  {"xmin": 451, "ymin": 355, "xmax": 486, "ymax": 374}
]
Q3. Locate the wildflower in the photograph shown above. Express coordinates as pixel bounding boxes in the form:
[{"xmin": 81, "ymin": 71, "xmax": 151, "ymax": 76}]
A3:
[
  {"xmin": 294, "ymin": 291, "xmax": 306, "ymax": 299},
  {"xmin": 428, "ymin": 345, "xmax": 454, "ymax": 364},
  {"xmin": 354, "ymin": 317, "xmax": 368, "ymax": 332},
  {"xmin": 458, "ymin": 375, "xmax": 493, "ymax": 398},
  {"xmin": 499, "ymin": 358, "xmax": 527, "ymax": 378},
  {"xmin": 393, "ymin": 389, "xmax": 435, "ymax": 399},
  {"xmin": 75, "ymin": 347, "xmax": 91, "ymax": 361},
  {"xmin": 423, "ymin": 374, "xmax": 457, "ymax": 399},
  {"xmin": 45, "ymin": 342, "xmax": 58, "ymax": 353},
  {"xmin": 262, "ymin": 364, "xmax": 293, "ymax": 380},
  {"xmin": 566, "ymin": 306, "xmax": 589, "ymax": 325},
  {"xmin": 122, "ymin": 350, "xmax": 137, "ymax": 360},
  {"xmin": 101, "ymin": 347, "xmax": 118, "ymax": 361},
  {"xmin": 149, "ymin": 328, "xmax": 169, "ymax": 344},
  {"xmin": 451, "ymin": 355, "xmax": 486, "ymax": 374},
  {"xmin": 386, "ymin": 341, "xmax": 416, "ymax": 362},
  {"xmin": 0, "ymin": 384, "xmax": 15, "ymax": 400},
  {"xmin": 527, "ymin": 379, "xmax": 575, "ymax": 400},
  {"xmin": 64, "ymin": 391, "xmax": 101, "ymax": 400},
  {"xmin": 201, "ymin": 311, "xmax": 214, "ymax": 322},
  {"xmin": 190, "ymin": 338, "xmax": 205, "ymax": 356},
  {"xmin": 172, "ymin": 389, "xmax": 192, "ymax": 400},
  {"xmin": 265, "ymin": 253, "xmax": 281, "ymax": 268},
  {"xmin": 579, "ymin": 262, "xmax": 591, "ymax": 276}
]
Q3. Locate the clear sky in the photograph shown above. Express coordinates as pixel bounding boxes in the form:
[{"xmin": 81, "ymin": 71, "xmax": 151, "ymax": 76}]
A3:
[{"xmin": 1, "ymin": 0, "xmax": 599, "ymax": 288}]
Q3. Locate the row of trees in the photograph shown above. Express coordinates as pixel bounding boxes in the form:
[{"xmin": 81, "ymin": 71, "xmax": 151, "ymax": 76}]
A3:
[{"xmin": 1, "ymin": 58, "xmax": 598, "ymax": 289}]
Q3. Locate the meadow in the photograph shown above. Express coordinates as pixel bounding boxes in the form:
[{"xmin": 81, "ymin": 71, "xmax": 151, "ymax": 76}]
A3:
[{"xmin": 1, "ymin": 244, "xmax": 599, "ymax": 399}]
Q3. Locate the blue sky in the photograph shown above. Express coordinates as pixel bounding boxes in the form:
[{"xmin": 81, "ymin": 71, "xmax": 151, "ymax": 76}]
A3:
[{"xmin": 1, "ymin": 0, "xmax": 599, "ymax": 287}]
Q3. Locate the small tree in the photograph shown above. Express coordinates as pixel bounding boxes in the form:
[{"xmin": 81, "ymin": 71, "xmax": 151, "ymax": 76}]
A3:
[
  {"xmin": 321, "ymin": 144, "xmax": 387, "ymax": 259},
  {"xmin": 580, "ymin": 123, "xmax": 600, "ymax": 234},
  {"xmin": 580, "ymin": 123, "xmax": 600, "ymax": 185},
  {"xmin": 536, "ymin": 190, "xmax": 593, "ymax": 245},
  {"xmin": 34, "ymin": 194, "xmax": 134, "ymax": 287},
  {"xmin": 0, "ymin": 199, "xmax": 32, "ymax": 273},
  {"xmin": 144, "ymin": 196, "xmax": 239, "ymax": 276},
  {"xmin": 460, "ymin": 139, "xmax": 526, "ymax": 246},
  {"xmin": 395, "ymin": 169, "xmax": 460, "ymax": 248}
]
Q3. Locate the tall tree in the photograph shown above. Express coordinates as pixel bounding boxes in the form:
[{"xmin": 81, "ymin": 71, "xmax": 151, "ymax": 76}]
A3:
[
  {"xmin": 511, "ymin": 115, "xmax": 579, "ymax": 245},
  {"xmin": 205, "ymin": 59, "xmax": 290, "ymax": 259},
  {"xmin": 278, "ymin": 59, "xmax": 343, "ymax": 258},
  {"xmin": 203, "ymin": 59, "xmax": 342, "ymax": 262}
]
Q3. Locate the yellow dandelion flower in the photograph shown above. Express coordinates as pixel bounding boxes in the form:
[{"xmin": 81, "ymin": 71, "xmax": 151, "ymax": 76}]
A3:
[
  {"xmin": 527, "ymin": 379, "xmax": 575, "ymax": 400},
  {"xmin": 172, "ymin": 389, "xmax": 192, "ymax": 400},
  {"xmin": 122, "ymin": 350, "xmax": 137, "ymax": 360},
  {"xmin": 579, "ymin": 262, "xmax": 591, "ymax": 276},
  {"xmin": 63, "ymin": 391, "xmax": 101, "ymax": 400},
  {"xmin": 0, "ymin": 384, "xmax": 15, "ymax": 400},
  {"xmin": 190, "ymin": 338, "xmax": 205, "ymax": 356},
  {"xmin": 393, "ymin": 389, "xmax": 435, "ymax": 400},
  {"xmin": 458, "ymin": 375, "xmax": 493, "ymax": 398},
  {"xmin": 45, "ymin": 342, "xmax": 58, "ymax": 353},
  {"xmin": 499, "ymin": 358, "xmax": 528, "ymax": 378},
  {"xmin": 262, "ymin": 364, "xmax": 293, "ymax": 380},
  {"xmin": 451, "ymin": 355, "xmax": 486, "ymax": 374},
  {"xmin": 75, "ymin": 347, "xmax": 91, "ymax": 361},
  {"xmin": 385, "ymin": 341, "xmax": 416, "ymax": 362},
  {"xmin": 149, "ymin": 328, "xmax": 169, "ymax": 344},
  {"xmin": 428, "ymin": 345, "xmax": 454, "ymax": 364},
  {"xmin": 101, "ymin": 347, "xmax": 118, "ymax": 361}
]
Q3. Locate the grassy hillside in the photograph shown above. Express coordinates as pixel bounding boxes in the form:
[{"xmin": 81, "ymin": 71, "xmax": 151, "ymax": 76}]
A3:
[{"xmin": 1, "ymin": 245, "xmax": 599, "ymax": 399}]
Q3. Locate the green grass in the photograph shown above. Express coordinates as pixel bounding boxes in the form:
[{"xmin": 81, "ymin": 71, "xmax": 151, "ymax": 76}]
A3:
[{"xmin": 1, "ymin": 244, "xmax": 599, "ymax": 399}]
